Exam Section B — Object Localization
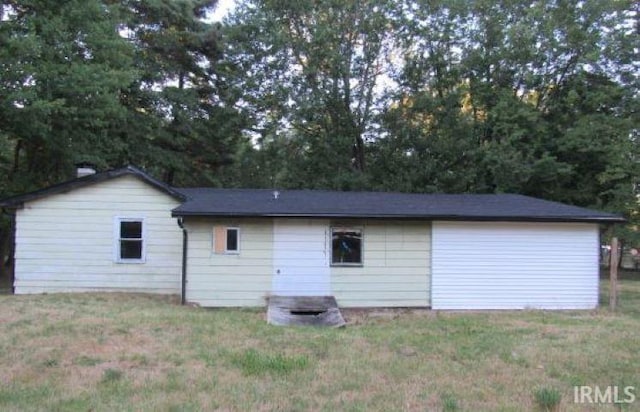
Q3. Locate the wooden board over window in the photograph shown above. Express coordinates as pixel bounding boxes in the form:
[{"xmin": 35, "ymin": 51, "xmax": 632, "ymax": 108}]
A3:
[
  {"xmin": 213, "ymin": 226, "xmax": 226, "ymax": 254},
  {"xmin": 213, "ymin": 226, "xmax": 240, "ymax": 254}
]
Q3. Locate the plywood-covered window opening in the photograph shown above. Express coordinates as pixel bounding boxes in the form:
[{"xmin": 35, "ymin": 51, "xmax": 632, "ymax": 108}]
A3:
[
  {"xmin": 213, "ymin": 226, "xmax": 240, "ymax": 254},
  {"xmin": 331, "ymin": 227, "xmax": 362, "ymax": 266},
  {"xmin": 116, "ymin": 218, "xmax": 145, "ymax": 263}
]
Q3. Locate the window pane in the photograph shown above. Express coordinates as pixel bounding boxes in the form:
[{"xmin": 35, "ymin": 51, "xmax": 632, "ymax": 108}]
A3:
[
  {"xmin": 226, "ymin": 228, "xmax": 238, "ymax": 251},
  {"xmin": 332, "ymin": 229, "xmax": 362, "ymax": 264},
  {"xmin": 120, "ymin": 240, "xmax": 142, "ymax": 259},
  {"xmin": 121, "ymin": 221, "xmax": 142, "ymax": 239}
]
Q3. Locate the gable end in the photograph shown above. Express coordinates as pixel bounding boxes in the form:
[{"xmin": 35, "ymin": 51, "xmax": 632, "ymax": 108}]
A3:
[{"xmin": 0, "ymin": 166, "xmax": 185, "ymax": 209}]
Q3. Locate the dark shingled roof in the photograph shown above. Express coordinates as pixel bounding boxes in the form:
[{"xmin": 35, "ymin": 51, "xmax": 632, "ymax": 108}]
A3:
[
  {"xmin": 172, "ymin": 188, "xmax": 624, "ymax": 223},
  {"xmin": 0, "ymin": 165, "xmax": 185, "ymax": 208},
  {"xmin": 0, "ymin": 165, "xmax": 624, "ymax": 223}
]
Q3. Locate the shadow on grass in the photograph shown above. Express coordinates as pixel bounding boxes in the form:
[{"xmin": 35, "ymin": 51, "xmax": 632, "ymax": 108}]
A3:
[
  {"xmin": 0, "ymin": 275, "xmax": 11, "ymax": 294},
  {"xmin": 600, "ymin": 268, "xmax": 640, "ymax": 281}
]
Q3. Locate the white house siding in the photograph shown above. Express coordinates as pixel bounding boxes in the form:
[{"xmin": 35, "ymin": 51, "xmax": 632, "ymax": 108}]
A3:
[
  {"xmin": 184, "ymin": 218, "xmax": 273, "ymax": 307},
  {"xmin": 431, "ymin": 221, "xmax": 600, "ymax": 310},
  {"xmin": 14, "ymin": 175, "xmax": 182, "ymax": 294},
  {"xmin": 331, "ymin": 221, "xmax": 431, "ymax": 308},
  {"xmin": 184, "ymin": 218, "xmax": 430, "ymax": 308}
]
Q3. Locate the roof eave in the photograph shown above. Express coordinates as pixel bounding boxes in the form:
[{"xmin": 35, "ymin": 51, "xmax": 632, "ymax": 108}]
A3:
[
  {"xmin": 171, "ymin": 210, "xmax": 625, "ymax": 223},
  {"xmin": 0, "ymin": 165, "xmax": 186, "ymax": 208}
]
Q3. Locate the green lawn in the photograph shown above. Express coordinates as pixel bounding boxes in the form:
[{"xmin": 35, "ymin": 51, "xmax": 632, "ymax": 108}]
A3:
[{"xmin": 0, "ymin": 281, "xmax": 638, "ymax": 411}]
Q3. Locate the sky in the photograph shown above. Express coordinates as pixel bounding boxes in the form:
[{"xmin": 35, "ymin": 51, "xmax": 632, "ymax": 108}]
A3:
[{"xmin": 210, "ymin": 0, "xmax": 236, "ymax": 22}]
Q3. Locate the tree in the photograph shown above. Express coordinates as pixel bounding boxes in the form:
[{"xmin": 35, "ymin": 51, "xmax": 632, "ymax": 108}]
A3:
[
  {"xmin": 369, "ymin": 0, "xmax": 480, "ymax": 193},
  {"xmin": 0, "ymin": 0, "xmax": 244, "ymax": 189},
  {"xmin": 0, "ymin": 0, "xmax": 138, "ymax": 188},
  {"xmin": 541, "ymin": 72, "xmax": 639, "ymax": 209},
  {"xmin": 116, "ymin": 0, "xmax": 245, "ymax": 186},
  {"xmin": 0, "ymin": 0, "xmax": 247, "ymax": 277},
  {"xmin": 223, "ymin": 0, "xmax": 395, "ymax": 189},
  {"xmin": 378, "ymin": 0, "xmax": 638, "ymax": 208}
]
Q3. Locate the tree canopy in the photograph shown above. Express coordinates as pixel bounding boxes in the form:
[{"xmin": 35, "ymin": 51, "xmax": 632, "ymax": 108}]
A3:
[
  {"xmin": 0, "ymin": 0, "xmax": 244, "ymax": 191},
  {"xmin": 220, "ymin": 0, "xmax": 638, "ymax": 235},
  {"xmin": 0, "ymin": 0, "xmax": 638, "ymax": 251}
]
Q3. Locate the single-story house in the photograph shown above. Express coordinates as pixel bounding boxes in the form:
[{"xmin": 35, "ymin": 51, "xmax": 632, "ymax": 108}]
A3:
[{"xmin": 0, "ymin": 166, "xmax": 624, "ymax": 310}]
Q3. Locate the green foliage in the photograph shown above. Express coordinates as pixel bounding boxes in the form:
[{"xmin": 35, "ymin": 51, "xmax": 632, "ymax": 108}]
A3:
[
  {"xmin": 0, "ymin": 0, "xmax": 243, "ymax": 193},
  {"xmin": 533, "ymin": 386, "xmax": 562, "ymax": 411},
  {"xmin": 0, "ymin": 0, "xmax": 137, "ymax": 188},
  {"xmin": 369, "ymin": 0, "xmax": 638, "ymax": 239},
  {"xmin": 221, "ymin": 0, "xmax": 637, "ymax": 241},
  {"xmin": 101, "ymin": 368, "xmax": 124, "ymax": 384},
  {"xmin": 222, "ymin": 0, "xmax": 396, "ymax": 189},
  {"xmin": 118, "ymin": 0, "xmax": 244, "ymax": 186},
  {"xmin": 0, "ymin": 0, "xmax": 637, "ymax": 246},
  {"xmin": 230, "ymin": 349, "xmax": 309, "ymax": 376},
  {"xmin": 440, "ymin": 392, "xmax": 459, "ymax": 412}
]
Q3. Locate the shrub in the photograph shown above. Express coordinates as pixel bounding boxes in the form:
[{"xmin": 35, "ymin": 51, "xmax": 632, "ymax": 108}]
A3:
[
  {"xmin": 101, "ymin": 368, "xmax": 123, "ymax": 384},
  {"xmin": 533, "ymin": 386, "xmax": 561, "ymax": 411},
  {"xmin": 441, "ymin": 392, "xmax": 459, "ymax": 412}
]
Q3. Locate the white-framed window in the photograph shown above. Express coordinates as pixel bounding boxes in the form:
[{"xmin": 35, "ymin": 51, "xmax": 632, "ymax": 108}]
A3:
[
  {"xmin": 225, "ymin": 227, "xmax": 240, "ymax": 253},
  {"xmin": 115, "ymin": 217, "xmax": 145, "ymax": 263},
  {"xmin": 213, "ymin": 226, "xmax": 240, "ymax": 254},
  {"xmin": 331, "ymin": 227, "xmax": 363, "ymax": 266}
]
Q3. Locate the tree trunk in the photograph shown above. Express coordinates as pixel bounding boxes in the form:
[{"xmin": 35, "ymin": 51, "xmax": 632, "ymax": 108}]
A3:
[
  {"xmin": 353, "ymin": 135, "xmax": 365, "ymax": 172},
  {"xmin": 0, "ymin": 213, "xmax": 15, "ymax": 293},
  {"xmin": 164, "ymin": 168, "xmax": 175, "ymax": 186},
  {"xmin": 0, "ymin": 225, "xmax": 6, "ymax": 281}
]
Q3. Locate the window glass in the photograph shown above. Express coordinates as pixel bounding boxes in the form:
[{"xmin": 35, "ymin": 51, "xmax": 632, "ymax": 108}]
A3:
[
  {"xmin": 119, "ymin": 220, "xmax": 143, "ymax": 260},
  {"xmin": 120, "ymin": 239, "xmax": 142, "ymax": 259},
  {"xmin": 332, "ymin": 228, "xmax": 362, "ymax": 264},
  {"xmin": 226, "ymin": 228, "xmax": 239, "ymax": 252},
  {"xmin": 121, "ymin": 221, "xmax": 142, "ymax": 239}
]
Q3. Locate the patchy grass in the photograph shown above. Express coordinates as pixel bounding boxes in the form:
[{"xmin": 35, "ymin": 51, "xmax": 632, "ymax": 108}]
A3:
[
  {"xmin": 440, "ymin": 392, "xmax": 460, "ymax": 412},
  {"xmin": 230, "ymin": 348, "xmax": 309, "ymax": 376},
  {"xmin": 100, "ymin": 368, "xmax": 124, "ymax": 384},
  {"xmin": 0, "ymin": 281, "xmax": 638, "ymax": 411}
]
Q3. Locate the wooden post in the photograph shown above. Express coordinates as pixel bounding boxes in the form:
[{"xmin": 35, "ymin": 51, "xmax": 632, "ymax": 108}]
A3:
[{"xmin": 609, "ymin": 237, "xmax": 619, "ymax": 311}]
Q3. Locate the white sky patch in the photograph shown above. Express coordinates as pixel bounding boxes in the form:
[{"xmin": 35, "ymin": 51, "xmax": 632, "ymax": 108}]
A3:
[{"xmin": 209, "ymin": 0, "xmax": 236, "ymax": 22}]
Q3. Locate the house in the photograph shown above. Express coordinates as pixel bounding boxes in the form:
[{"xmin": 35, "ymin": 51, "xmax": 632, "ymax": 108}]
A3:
[
  {"xmin": 0, "ymin": 166, "xmax": 624, "ymax": 310},
  {"xmin": 0, "ymin": 167, "xmax": 185, "ymax": 296}
]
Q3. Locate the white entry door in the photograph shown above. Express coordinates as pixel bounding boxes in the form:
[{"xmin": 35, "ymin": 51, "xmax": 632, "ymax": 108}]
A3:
[{"xmin": 272, "ymin": 219, "xmax": 330, "ymax": 296}]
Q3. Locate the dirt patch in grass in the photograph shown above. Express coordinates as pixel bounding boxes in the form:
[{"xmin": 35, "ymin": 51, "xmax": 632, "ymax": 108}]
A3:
[
  {"xmin": 341, "ymin": 307, "xmax": 435, "ymax": 325},
  {"xmin": 0, "ymin": 283, "xmax": 638, "ymax": 411}
]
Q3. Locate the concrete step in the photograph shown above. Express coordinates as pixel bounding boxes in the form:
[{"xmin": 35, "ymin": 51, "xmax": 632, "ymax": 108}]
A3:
[{"xmin": 267, "ymin": 295, "xmax": 346, "ymax": 327}]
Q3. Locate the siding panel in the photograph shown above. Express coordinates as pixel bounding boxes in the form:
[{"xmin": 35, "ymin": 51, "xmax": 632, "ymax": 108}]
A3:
[
  {"xmin": 431, "ymin": 221, "xmax": 599, "ymax": 310},
  {"xmin": 14, "ymin": 175, "xmax": 182, "ymax": 294},
  {"xmin": 185, "ymin": 218, "xmax": 431, "ymax": 308},
  {"xmin": 331, "ymin": 221, "xmax": 431, "ymax": 308},
  {"xmin": 184, "ymin": 218, "xmax": 273, "ymax": 307}
]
